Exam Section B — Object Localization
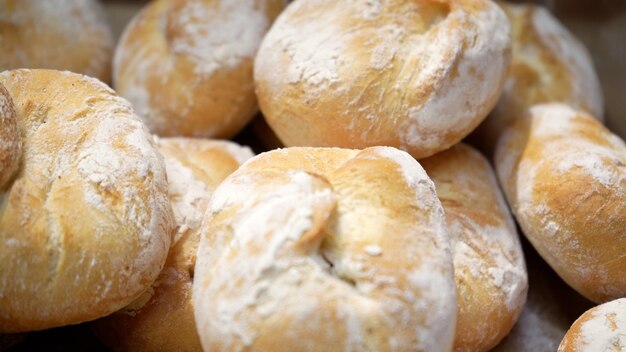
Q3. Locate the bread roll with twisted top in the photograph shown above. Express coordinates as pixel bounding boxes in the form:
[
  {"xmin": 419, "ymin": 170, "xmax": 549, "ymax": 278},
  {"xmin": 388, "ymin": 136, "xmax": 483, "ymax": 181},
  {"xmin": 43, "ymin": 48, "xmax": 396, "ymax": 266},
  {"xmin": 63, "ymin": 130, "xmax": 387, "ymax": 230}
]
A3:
[
  {"xmin": 0, "ymin": 0, "xmax": 114, "ymax": 83},
  {"xmin": 193, "ymin": 147, "xmax": 457, "ymax": 351},
  {"xmin": 0, "ymin": 83, "xmax": 20, "ymax": 190},
  {"xmin": 495, "ymin": 103, "xmax": 626, "ymax": 303},
  {"xmin": 113, "ymin": 0, "xmax": 286, "ymax": 138},
  {"xmin": 93, "ymin": 138, "xmax": 253, "ymax": 352},
  {"xmin": 254, "ymin": 0, "xmax": 511, "ymax": 159},
  {"xmin": 472, "ymin": 2, "xmax": 603, "ymax": 153},
  {"xmin": 558, "ymin": 298, "xmax": 626, "ymax": 352},
  {"xmin": 421, "ymin": 144, "xmax": 527, "ymax": 352},
  {"xmin": 0, "ymin": 69, "xmax": 174, "ymax": 332}
]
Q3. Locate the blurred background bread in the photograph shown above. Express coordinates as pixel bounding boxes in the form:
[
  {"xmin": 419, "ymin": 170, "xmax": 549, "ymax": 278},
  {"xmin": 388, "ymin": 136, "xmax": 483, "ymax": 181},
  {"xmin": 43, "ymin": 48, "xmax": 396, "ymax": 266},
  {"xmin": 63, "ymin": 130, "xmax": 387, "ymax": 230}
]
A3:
[
  {"xmin": 0, "ymin": 0, "xmax": 114, "ymax": 83},
  {"xmin": 471, "ymin": 1, "xmax": 604, "ymax": 155},
  {"xmin": 112, "ymin": 0, "xmax": 285, "ymax": 138}
]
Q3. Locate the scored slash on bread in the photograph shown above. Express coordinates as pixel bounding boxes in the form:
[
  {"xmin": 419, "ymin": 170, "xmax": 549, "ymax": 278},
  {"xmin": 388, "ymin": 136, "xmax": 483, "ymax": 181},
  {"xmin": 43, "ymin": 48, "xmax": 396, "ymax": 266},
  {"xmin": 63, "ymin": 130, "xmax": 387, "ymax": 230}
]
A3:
[{"xmin": 193, "ymin": 147, "xmax": 457, "ymax": 352}]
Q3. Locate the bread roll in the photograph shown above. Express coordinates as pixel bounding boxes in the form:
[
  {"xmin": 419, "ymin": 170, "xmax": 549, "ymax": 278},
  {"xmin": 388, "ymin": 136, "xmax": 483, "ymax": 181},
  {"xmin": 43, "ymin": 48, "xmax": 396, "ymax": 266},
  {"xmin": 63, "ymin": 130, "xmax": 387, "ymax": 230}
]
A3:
[
  {"xmin": 193, "ymin": 147, "xmax": 457, "ymax": 351},
  {"xmin": 0, "ymin": 0, "xmax": 114, "ymax": 83},
  {"xmin": 0, "ymin": 69, "xmax": 174, "ymax": 332},
  {"xmin": 495, "ymin": 103, "xmax": 626, "ymax": 303},
  {"xmin": 558, "ymin": 298, "xmax": 626, "ymax": 352},
  {"xmin": 472, "ymin": 2, "xmax": 603, "ymax": 153},
  {"xmin": 254, "ymin": 0, "xmax": 511, "ymax": 159},
  {"xmin": 113, "ymin": 0, "xmax": 285, "ymax": 138},
  {"xmin": 421, "ymin": 144, "xmax": 527, "ymax": 352},
  {"xmin": 92, "ymin": 138, "xmax": 253, "ymax": 352},
  {"xmin": 0, "ymin": 83, "xmax": 20, "ymax": 190}
]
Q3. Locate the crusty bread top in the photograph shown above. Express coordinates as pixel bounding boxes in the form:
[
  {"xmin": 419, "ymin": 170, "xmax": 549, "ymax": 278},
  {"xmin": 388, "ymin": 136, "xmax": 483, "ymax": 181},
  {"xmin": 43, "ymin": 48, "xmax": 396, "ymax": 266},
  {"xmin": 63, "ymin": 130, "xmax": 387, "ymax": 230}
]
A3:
[
  {"xmin": 255, "ymin": 0, "xmax": 511, "ymax": 158},
  {"xmin": 194, "ymin": 147, "xmax": 457, "ymax": 352},
  {"xmin": 558, "ymin": 298, "xmax": 626, "ymax": 352},
  {"xmin": 0, "ymin": 83, "xmax": 20, "ymax": 190},
  {"xmin": 0, "ymin": 0, "xmax": 114, "ymax": 82},
  {"xmin": 0, "ymin": 69, "xmax": 173, "ymax": 332}
]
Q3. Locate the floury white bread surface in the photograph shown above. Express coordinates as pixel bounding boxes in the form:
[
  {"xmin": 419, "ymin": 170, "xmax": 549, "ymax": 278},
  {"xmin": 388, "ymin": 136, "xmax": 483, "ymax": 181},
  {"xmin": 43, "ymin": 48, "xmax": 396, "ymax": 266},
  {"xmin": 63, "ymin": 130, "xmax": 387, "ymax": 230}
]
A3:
[
  {"xmin": 0, "ymin": 69, "xmax": 174, "ymax": 333},
  {"xmin": 193, "ymin": 147, "xmax": 457, "ymax": 351},
  {"xmin": 0, "ymin": 83, "xmax": 20, "ymax": 190},
  {"xmin": 113, "ymin": 0, "xmax": 285, "ymax": 138},
  {"xmin": 254, "ymin": 0, "xmax": 511, "ymax": 159},
  {"xmin": 421, "ymin": 144, "xmax": 527, "ymax": 352},
  {"xmin": 92, "ymin": 138, "xmax": 253, "ymax": 352},
  {"xmin": 495, "ymin": 103, "xmax": 626, "ymax": 303},
  {"xmin": 472, "ymin": 2, "xmax": 604, "ymax": 154},
  {"xmin": 0, "ymin": 0, "xmax": 114, "ymax": 83},
  {"xmin": 558, "ymin": 298, "xmax": 626, "ymax": 352}
]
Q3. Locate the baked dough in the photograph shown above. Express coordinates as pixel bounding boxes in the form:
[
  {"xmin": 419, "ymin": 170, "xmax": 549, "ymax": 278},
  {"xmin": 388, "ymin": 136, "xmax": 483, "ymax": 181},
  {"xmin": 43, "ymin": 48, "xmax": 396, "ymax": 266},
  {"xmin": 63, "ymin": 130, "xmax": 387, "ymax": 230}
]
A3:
[
  {"xmin": 0, "ymin": 83, "xmax": 20, "ymax": 190},
  {"xmin": 92, "ymin": 138, "xmax": 253, "ymax": 352},
  {"xmin": 421, "ymin": 144, "xmax": 527, "ymax": 352},
  {"xmin": 254, "ymin": 0, "xmax": 511, "ymax": 158},
  {"xmin": 113, "ymin": 0, "xmax": 285, "ymax": 138},
  {"xmin": 193, "ymin": 147, "xmax": 457, "ymax": 351},
  {"xmin": 472, "ymin": 2, "xmax": 603, "ymax": 154},
  {"xmin": 558, "ymin": 298, "xmax": 626, "ymax": 352},
  {"xmin": 0, "ymin": 69, "xmax": 173, "ymax": 332},
  {"xmin": 495, "ymin": 103, "xmax": 626, "ymax": 303},
  {"xmin": 0, "ymin": 0, "xmax": 114, "ymax": 83}
]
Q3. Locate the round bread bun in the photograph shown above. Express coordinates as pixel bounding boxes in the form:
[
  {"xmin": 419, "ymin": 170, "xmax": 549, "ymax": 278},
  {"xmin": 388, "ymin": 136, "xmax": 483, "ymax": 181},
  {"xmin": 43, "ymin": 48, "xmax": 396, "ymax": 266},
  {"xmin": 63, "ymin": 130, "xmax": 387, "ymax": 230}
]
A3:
[
  {"xmin": 113, "ymin": 0, "xmax": 286, "ymax": 138},
  {"xmin": 254, "ymin": 0, "xmax": 511, "ymax": 159},
  {"xmin": 421, "ymin": 144, "xmax": 528, "ymax": 352},
  {"xmin": 0, "ymin": 0, "xmax": 114, "ymax": 83},
  {"xmin": 495, "ymin": 103, "xmax": 626, "ymax": 304},
  {"xmin": 0, "ymin": 83, "xmax": 20, "ymax": 190},
  {"xmin": 193, "ymin": 147, "xmax": 457, "ymax": 351},
  {"xmin": 558, "ymin": 298, "xmax": 626, "ymax": 352},
  {"xmin": 92, "ymin": 138, "xmax": 253, "ymax": 352},
  {"xmin": 472, "ymin": 2, "xmax": 604, "ymax": 154},
  {"xmin": 0, "ymin": 69, "xmax": 174, "ymax": 333}
]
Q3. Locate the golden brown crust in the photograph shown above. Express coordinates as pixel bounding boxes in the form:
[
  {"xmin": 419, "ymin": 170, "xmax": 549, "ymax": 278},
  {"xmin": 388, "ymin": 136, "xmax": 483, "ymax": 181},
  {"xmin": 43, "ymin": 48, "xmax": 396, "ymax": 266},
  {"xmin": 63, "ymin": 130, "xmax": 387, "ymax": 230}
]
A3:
[
  {"xmin": 255, "ymin": 0, "xmax": 511, "ymax": 158},
  {"xmin": 113, "ymin": 0, "xmax": 285, "ymax": 138},
  {"xmin": 495, "ymin": 103, "xmax": 626, "ymax": 303},
  {"xmin": 193, "ymin": 147, "xmax": 457, "ymax": 352},
  {"xmin": 558, "ymin": 298, "xmax": 626, "ymax": 352},
  {"xmin": 92, "ymin": 138, "xmax": 253, "ymax": 352},
  {"xmin": 421, "ymin": 144, "xmax": 527, "ymax": 352},
  {"xmin": 0, "ymin": 0, "xmax": 114, "ymax": 83},
  {"xmin": 0, "ymin": 69, "xmax": 174, "ymax": 332},
  {"xmin": 0, "ymin": 83, "xmax": 20, "ymax": 190},
  {"xmin": 472, "ymin": 2, "xmax": 603, "ymax": 154}
]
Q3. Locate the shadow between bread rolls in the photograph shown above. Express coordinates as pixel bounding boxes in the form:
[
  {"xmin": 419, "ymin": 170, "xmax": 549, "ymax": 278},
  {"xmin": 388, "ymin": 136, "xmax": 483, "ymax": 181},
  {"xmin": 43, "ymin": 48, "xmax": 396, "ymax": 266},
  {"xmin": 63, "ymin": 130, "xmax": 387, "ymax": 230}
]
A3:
[
  {"xmin": 0, "ymin": 69, "xmax": 174, "ymax": 332},
  {"xmin": 92, "ymin": 138, "xmax": 254, "ymax": 352}
]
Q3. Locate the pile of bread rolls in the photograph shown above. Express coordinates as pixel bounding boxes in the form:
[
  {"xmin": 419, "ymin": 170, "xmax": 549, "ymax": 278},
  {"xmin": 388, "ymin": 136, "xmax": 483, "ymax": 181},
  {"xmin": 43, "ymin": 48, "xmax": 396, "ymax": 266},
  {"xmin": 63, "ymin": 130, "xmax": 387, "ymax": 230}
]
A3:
[{"xmin": 0, "ymin": 0, "xmax": 624, "ymax": 351}]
